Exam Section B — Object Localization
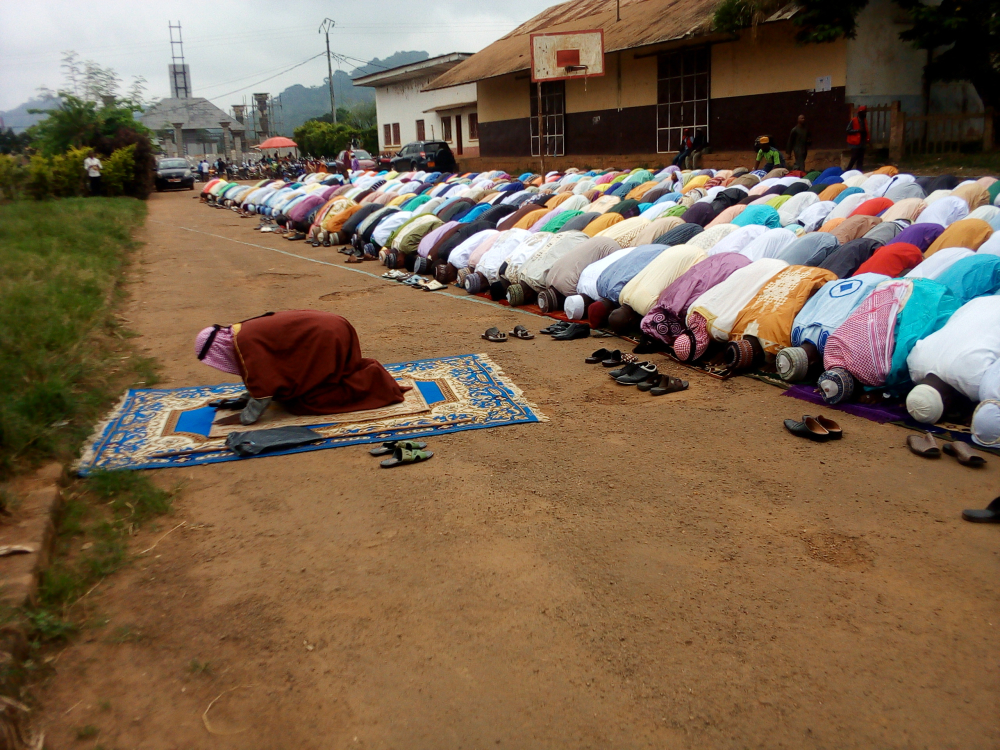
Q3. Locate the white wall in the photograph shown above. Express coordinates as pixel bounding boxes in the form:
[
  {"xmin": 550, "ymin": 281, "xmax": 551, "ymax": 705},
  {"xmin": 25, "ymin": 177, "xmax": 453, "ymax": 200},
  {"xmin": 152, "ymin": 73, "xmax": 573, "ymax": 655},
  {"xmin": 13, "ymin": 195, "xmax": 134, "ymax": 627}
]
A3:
[
  {"xmin": 374, "ymin": 75, "xmax": 477, "ymax": 152},
  {"xmin": 846, "ymin": 0, "xmax": 926, "ymax": 113}
]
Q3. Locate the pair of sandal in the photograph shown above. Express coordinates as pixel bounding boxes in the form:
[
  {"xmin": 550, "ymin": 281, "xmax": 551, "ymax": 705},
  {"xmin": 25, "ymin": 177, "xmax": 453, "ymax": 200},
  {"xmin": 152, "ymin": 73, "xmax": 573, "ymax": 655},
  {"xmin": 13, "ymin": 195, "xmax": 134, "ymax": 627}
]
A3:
[
  {"xmin": 638, "ymin": 373, "xmax": 689, "ymax": 396},
  {"xmin": 783, "ymin": 415, "xmax": 842, "ymax": 442},
  {"xmin": 907, "ymin": 432, "xmax": 985, "ymax": 467},
  {"xmin": 586, "ymin": 348, "xmax": 636, "ymax": 367},
  {"xmin": 482, "ymin": 325, "xmax": 534, "ymax": 343},
  {"xmin": 370, "ymin": 440, "xmax": 434, "ymax": 468}
]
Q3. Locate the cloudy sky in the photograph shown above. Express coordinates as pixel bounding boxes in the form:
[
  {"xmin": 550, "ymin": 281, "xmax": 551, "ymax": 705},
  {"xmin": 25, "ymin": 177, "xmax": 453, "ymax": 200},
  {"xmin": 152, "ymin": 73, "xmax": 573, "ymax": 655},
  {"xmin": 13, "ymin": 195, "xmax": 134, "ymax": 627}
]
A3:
[{"xmin": 0, "ymin": 0, "xmax": 566, "ymax": 111}]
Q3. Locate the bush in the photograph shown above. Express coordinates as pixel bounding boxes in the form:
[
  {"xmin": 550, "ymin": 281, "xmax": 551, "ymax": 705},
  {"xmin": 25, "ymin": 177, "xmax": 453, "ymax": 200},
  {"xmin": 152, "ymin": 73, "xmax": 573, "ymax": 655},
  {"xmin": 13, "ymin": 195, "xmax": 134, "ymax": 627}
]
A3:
[
  {"xmin": 103, "ymin": 144, "xmax": 135, "ymax": 197},
  {"xmin": 49, "ymin": 146, "xmax": 89, "ymax": 198},
  {"xmin": 25, "ymin": 155, "xmax": 53, "ymax": 201},
  {"xmin": 0, "ymin": 155, "xmax": 24, "ymax": 200}
]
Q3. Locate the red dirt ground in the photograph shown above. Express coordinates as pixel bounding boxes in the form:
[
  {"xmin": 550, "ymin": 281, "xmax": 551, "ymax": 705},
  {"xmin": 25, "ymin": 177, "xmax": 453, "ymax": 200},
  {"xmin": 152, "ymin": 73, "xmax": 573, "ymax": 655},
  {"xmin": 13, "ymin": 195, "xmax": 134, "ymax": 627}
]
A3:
[{"xmin": 34, "ymin": 190, "xmax": 999, "ymax": 749}]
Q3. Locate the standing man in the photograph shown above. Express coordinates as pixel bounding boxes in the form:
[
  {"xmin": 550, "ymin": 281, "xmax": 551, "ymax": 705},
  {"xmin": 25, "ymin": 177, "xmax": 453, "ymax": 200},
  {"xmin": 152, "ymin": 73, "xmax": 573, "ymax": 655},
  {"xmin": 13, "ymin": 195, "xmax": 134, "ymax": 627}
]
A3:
[
  {"xmin": 786, "ymin": 114, "xmax": 810, "ymax": 172},
  {"xmin": 846, "ymin": 105, "xmax": 869, "ymax": 171},
  {"xmin": 83, "ymin": 151, "xmax": 102, "ymax": 196},
  {"xmin": 200, "ymin": 158, "xmax": 209, "ymax": 181}
]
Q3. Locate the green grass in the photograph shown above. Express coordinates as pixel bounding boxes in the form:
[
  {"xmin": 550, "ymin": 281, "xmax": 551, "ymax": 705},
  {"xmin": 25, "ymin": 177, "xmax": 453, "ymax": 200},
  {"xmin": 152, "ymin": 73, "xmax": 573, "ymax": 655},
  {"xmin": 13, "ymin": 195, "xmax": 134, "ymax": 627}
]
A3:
[
  {"xmin": 0, "ymin": 196, "xmax": 154, "ymax": 476},
  {"xmin": 31, "ymin": 470, "xmax": 176, "ymax": 641}
]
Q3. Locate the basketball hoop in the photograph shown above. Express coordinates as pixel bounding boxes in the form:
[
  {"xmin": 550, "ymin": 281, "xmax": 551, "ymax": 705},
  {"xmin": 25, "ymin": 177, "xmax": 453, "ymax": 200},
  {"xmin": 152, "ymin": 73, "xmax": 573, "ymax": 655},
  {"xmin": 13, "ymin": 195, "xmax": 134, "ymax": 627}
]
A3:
[{"xmin": 530, "ymin": 30, "xmax": 605, "ymax": 173}]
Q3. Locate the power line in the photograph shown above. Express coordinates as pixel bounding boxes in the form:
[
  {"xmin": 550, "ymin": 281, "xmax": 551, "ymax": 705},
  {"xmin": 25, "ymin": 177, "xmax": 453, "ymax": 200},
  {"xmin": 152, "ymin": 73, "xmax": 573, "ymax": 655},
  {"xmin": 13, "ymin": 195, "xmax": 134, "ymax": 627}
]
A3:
[{"xmin": 204, "ymin": 53, "xmax": 326, "ymax": 103}]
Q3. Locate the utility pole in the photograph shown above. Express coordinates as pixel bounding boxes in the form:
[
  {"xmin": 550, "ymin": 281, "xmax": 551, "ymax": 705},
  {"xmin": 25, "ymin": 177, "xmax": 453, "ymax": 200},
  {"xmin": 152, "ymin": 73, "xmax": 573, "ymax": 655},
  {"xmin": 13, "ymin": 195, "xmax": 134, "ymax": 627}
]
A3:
[{"xmin": 319, "ymin": 18, "xmax": 337, "ymax": 124}]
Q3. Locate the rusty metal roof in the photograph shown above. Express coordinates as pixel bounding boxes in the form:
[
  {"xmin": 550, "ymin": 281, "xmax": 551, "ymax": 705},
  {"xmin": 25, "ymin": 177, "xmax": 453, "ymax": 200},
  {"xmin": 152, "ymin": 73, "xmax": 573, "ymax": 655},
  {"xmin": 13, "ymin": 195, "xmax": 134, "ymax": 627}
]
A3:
[{"xmin": 424, "ymin": 0, "xmax": 722, "ymax": 91}]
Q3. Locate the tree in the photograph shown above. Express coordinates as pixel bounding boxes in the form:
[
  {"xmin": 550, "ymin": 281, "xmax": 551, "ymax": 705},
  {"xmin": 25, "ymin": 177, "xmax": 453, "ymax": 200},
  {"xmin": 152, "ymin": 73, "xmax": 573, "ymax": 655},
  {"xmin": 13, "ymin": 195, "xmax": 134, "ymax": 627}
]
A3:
[
  {"xmin": 0, "ymin": 129, "xmax": 31, "ymax": 155},
  {"xmin": 712, "ymin": 0, "xmax": 999, "ymax": 110}
]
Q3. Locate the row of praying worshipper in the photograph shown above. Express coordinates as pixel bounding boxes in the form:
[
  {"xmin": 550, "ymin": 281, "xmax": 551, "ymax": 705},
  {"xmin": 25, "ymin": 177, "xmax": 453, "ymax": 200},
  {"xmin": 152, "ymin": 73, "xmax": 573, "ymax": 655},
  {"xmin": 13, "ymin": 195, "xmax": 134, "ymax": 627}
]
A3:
[{"xmin": 202, "ymin": 161, "xmax": 1000, "ymax": 444}]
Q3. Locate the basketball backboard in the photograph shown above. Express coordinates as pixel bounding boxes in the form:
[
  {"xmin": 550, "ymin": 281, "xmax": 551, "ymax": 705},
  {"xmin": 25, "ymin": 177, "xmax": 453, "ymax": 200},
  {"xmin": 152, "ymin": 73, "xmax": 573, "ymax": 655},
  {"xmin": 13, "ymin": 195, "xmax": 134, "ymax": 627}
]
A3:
[{"xmin": 530, "ymin": 30, "xmax": 605, "ymax": 82}]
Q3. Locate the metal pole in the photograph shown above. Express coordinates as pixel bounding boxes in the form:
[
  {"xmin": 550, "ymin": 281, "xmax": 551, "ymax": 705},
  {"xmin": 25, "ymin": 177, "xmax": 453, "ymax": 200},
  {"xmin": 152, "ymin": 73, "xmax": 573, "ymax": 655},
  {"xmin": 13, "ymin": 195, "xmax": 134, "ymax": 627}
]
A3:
[
  {"xmin": 320, "ymin": 19, "xmax": 337, "ymax": 124},
  {"xmin": 537, "ymin": 83, "xmax": 545, "ymax": 176}
]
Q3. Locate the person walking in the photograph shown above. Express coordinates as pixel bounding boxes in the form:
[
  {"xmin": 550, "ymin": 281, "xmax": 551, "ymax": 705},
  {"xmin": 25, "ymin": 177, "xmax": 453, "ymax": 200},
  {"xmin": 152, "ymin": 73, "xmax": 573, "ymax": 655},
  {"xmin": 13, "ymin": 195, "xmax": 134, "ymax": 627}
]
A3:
[
  {"xmin": 846, "ymin": 106, "xmax": 869, "ymax": 171},
  {"xmin": 83, "ymin": 151, "xmax": 102, "ymax": 196},
  {"xmin": 786, "ymin": 114, "xmax": 810, "ymax": 172}
]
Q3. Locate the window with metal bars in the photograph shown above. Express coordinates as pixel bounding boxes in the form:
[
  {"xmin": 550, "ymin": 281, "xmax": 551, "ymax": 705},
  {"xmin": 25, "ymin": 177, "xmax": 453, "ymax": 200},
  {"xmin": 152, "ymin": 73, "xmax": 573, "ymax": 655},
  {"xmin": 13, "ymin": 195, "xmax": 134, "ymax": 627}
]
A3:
[
  {"xmin": 442, "ymin": 116, "xmax": 452, "ymax": 142},
  {"xmin": 529, "ymin": 81, "xmax": 565, "ymax": 157},
  {"xmin": 383, "ymin": 123, "xmax": 392, "ymax": 147},
  {"xmin": 392, "ymin": 123, "xmax": 400, "ymax": 146},
  {"xmin": 416, "ymin": 120, "xmax": 426, "ymax": 141},
  {"xmin": 469, "ymin": 113, "xmax": 479, "ymax": 141},
  {"xmin": 656, "ymin": 47, "xmax": 710, "ymax": 154}
]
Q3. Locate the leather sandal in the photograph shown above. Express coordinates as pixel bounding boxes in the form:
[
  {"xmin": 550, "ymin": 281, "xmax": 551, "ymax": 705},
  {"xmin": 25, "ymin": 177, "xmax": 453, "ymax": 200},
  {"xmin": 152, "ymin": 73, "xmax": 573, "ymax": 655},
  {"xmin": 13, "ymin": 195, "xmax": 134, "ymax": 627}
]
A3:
[{"xmin": 482, "ymin": 327, "xmax": 507, "ymax": 343}]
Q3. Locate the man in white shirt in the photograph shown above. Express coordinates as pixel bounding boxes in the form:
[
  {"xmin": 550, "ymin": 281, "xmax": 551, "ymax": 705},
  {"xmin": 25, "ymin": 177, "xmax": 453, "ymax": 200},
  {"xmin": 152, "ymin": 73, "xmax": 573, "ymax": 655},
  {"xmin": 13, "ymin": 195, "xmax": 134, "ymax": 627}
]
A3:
[
  {"xmin": 83, "ymin": 151, "xmax": 102, "ymax": 195},
  {"xmin": 199, "ymin": 159, "xmax": 209, "ymax": 180}
]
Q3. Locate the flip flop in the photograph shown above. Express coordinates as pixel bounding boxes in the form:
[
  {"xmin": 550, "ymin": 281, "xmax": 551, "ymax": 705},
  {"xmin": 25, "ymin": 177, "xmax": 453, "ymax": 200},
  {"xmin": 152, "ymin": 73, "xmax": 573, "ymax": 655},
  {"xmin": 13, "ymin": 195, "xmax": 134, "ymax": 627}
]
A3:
[
  {"xmin": 585, "ymin": 348, "xmax": 614, "ymax": 364},
  {"xmin": 509, "ymin": 325, "xmax": 534, "ymax": 340},
  {"xmin": 650, "ymin": 375, "xmax": 689, "ymax": 396},
  {"xmin": 482, "ymin": 327, "xmax": 507, "ymax": 342},
  {"xmin": 962, "ymin": 497, "xmax": 1000, "ymax": 523},
  {"xmin": 942, "ymin": 441, "xmax": 986, "ymax": 467},
  {"xmin": 601, "ymin": 350, "xmax": 624, "ymax": 367},
  {"xmin": 907, "ymin": 432, "xmax": 941, "ymax": 458},
  {"xmin": 380, "ymin": 447, "xmax": 434, "ymax": 468},
  {"xmin": 421, "ymin": 280, "xmax": 448, "ymax": 292},
  {"xmin": 369, "ymin": 440, "xmax": 428, "ymax": 457}
]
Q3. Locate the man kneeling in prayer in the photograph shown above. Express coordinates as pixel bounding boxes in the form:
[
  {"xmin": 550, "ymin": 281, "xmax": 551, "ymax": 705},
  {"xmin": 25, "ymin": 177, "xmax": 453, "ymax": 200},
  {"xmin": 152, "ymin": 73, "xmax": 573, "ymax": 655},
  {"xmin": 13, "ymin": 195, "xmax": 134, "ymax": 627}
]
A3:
[{"xmin": 195, "ymin": 310, "xmax": 408, "ymax": 425}]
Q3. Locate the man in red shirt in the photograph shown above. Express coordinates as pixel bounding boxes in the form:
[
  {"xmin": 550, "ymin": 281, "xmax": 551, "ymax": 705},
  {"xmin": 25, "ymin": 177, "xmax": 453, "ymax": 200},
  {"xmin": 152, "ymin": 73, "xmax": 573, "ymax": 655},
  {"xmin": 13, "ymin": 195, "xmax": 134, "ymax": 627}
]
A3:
[{"xmin": 846, "ymin": 106, "xmax": 870, "ymax": 170}]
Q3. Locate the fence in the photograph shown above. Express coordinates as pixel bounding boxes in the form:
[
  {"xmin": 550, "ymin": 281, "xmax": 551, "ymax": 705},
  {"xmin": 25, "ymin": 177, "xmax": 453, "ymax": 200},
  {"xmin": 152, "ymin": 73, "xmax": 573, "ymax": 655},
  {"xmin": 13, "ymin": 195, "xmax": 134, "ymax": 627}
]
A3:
[
  {"xmin": 903, "ymin": 110, "xmax": 994, "ymax": 156},
  {"xmin": 852, "ymin": 103, "xmax": 994, "ymax": 160}
]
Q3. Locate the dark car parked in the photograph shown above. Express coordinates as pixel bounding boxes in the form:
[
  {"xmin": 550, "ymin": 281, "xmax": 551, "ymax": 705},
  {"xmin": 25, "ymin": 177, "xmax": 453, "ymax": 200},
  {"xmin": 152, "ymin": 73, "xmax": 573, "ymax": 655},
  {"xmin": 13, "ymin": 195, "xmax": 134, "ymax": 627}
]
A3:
[
  {"xmin": 154, "ymin": 158, "xmax": 196, "ymax": 191},
  {"xmin": 389, "ymin": 141, "xmax": 456, "ymax": 173}
]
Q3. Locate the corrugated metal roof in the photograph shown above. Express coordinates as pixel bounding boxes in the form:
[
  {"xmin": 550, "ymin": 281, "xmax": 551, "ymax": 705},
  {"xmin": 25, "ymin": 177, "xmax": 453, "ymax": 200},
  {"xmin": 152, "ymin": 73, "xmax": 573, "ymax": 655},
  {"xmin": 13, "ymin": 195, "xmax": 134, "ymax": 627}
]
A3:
[{"xmin": 424, "ymin": 0, "xmax": 722, "ymax": 91}]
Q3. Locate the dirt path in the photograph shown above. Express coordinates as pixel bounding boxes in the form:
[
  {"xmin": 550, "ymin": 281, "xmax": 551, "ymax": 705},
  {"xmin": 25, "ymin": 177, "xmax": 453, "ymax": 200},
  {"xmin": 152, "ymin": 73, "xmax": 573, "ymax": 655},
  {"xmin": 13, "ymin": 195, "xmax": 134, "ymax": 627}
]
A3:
[{"xmin": 37, "ymin": 191, "xmax": 999, "ymax": 748}]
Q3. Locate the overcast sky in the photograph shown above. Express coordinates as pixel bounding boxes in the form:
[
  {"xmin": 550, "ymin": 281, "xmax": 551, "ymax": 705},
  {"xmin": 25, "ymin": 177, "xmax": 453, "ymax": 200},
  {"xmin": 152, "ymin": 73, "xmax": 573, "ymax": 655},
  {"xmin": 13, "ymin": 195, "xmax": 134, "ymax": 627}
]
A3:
[{"xmin": 0, "ymin": 0, "xmax": 566, "ymax": 111}]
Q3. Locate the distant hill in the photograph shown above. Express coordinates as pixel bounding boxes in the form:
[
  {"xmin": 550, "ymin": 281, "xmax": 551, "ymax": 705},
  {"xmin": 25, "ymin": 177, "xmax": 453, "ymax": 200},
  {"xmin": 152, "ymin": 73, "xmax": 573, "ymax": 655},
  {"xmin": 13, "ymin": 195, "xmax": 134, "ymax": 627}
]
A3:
[
  {"xmin": 272, "ymin": 51, "xmax": 429, "ymax": 135},
  {"xmin": 0, "ymin": 96, "xmax": 60, "ymax": 133}
]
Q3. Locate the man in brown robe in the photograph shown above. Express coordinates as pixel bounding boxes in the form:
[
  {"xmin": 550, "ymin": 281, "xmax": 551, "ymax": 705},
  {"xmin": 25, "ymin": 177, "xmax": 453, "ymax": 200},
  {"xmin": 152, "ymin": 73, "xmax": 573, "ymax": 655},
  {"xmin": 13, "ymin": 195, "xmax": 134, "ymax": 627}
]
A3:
[{"xmin": 195, "ymin": 311, "xmax": 407, "ymax": 424}]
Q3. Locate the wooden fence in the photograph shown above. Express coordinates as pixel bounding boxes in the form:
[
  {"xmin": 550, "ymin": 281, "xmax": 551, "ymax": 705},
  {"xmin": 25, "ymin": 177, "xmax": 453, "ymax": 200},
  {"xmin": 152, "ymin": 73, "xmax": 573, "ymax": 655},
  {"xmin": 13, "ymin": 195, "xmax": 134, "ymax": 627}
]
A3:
[{"xmin": 852, "ymin": 103, "xmax": 994, "ymax": 160}]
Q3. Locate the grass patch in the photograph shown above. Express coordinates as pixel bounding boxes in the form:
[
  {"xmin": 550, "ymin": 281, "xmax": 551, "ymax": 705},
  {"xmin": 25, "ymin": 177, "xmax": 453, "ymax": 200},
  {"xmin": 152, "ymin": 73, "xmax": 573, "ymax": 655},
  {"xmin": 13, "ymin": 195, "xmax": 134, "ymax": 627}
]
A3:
[
  {"xmin": 0, "ymin": 196, "xmax": 154, "ymax": 476},
  {"xmin": 187, "ymin": 658, "xmax": 212, "ymax": 675},
  {"xmin": 29, "ymin": 470, "xmax": 177, "ymax": 645},
  {"xmin": 75, "ymin": 724, "xmax": 98, "ymax": 740}
]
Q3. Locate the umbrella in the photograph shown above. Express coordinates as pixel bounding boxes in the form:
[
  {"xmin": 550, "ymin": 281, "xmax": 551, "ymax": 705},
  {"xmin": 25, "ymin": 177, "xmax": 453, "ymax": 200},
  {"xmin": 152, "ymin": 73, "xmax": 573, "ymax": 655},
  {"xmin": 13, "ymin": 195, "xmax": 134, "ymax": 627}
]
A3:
[{"xmin": 257, "ymin": 136, "xmax": 297, "ymax": 149}]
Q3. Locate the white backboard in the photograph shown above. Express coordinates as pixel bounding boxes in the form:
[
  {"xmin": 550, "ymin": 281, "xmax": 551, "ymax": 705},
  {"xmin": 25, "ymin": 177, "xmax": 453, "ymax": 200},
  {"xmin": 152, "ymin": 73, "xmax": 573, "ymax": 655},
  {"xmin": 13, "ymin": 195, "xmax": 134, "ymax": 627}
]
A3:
[{"xmin": 530, "ymin": 30, "xmax": 605, "ymax": 82}]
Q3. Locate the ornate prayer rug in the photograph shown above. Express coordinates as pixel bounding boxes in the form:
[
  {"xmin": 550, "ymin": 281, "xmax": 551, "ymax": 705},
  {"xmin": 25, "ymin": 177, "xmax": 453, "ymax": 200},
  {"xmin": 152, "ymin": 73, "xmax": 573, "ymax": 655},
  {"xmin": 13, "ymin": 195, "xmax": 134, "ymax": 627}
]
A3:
[{"xmin": 77, "ymin": 353, "xmax": 546, "ymax": 473}]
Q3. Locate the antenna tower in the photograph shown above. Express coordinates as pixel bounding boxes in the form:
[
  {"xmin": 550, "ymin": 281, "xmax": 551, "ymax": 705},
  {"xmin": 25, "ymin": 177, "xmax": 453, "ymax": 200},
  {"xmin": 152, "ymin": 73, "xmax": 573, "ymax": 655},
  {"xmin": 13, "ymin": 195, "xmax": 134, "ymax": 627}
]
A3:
[{"xmin": 169, "ymin": 22, "xmax": 191, "ymax": 98}]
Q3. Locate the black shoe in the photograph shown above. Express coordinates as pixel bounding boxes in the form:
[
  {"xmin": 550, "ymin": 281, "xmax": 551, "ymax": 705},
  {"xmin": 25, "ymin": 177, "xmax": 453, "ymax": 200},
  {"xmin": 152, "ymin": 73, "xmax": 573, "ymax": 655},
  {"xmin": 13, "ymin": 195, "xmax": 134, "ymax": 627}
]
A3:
[
  {"xmin": 615, "ymin": 362, "xmax": 657, "ymax": 385},
  {"xmin": 609, "ymin": 362, "xmax": 641, "ymax": 379},
  {"xmin": 540, "ymin": 321, "xmax": 572, "ymax": 335},
  {"xmin": 783, "ymin": 417, "xmax": 831, "ymax": 442},
  {"xmin": 551, "ymin": 322, "xmax": 591, "ymax": 341}
]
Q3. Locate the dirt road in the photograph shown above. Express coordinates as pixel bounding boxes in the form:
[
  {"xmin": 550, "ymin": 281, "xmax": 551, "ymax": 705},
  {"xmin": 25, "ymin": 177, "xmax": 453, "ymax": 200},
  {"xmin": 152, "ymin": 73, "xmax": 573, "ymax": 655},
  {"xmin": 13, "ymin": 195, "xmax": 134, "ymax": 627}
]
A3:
[{"xmin": 37, "ymin": 190, "xmax": 999, "ymax": 748}]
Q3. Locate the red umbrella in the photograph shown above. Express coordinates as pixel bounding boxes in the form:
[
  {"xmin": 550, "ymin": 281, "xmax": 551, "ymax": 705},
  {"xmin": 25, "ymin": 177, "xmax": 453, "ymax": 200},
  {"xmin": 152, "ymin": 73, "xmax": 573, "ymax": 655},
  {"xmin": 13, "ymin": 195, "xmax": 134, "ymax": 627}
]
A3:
[{"xmin": 257, "ymin": 136, "xmax": 297, "ymax": 149}]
